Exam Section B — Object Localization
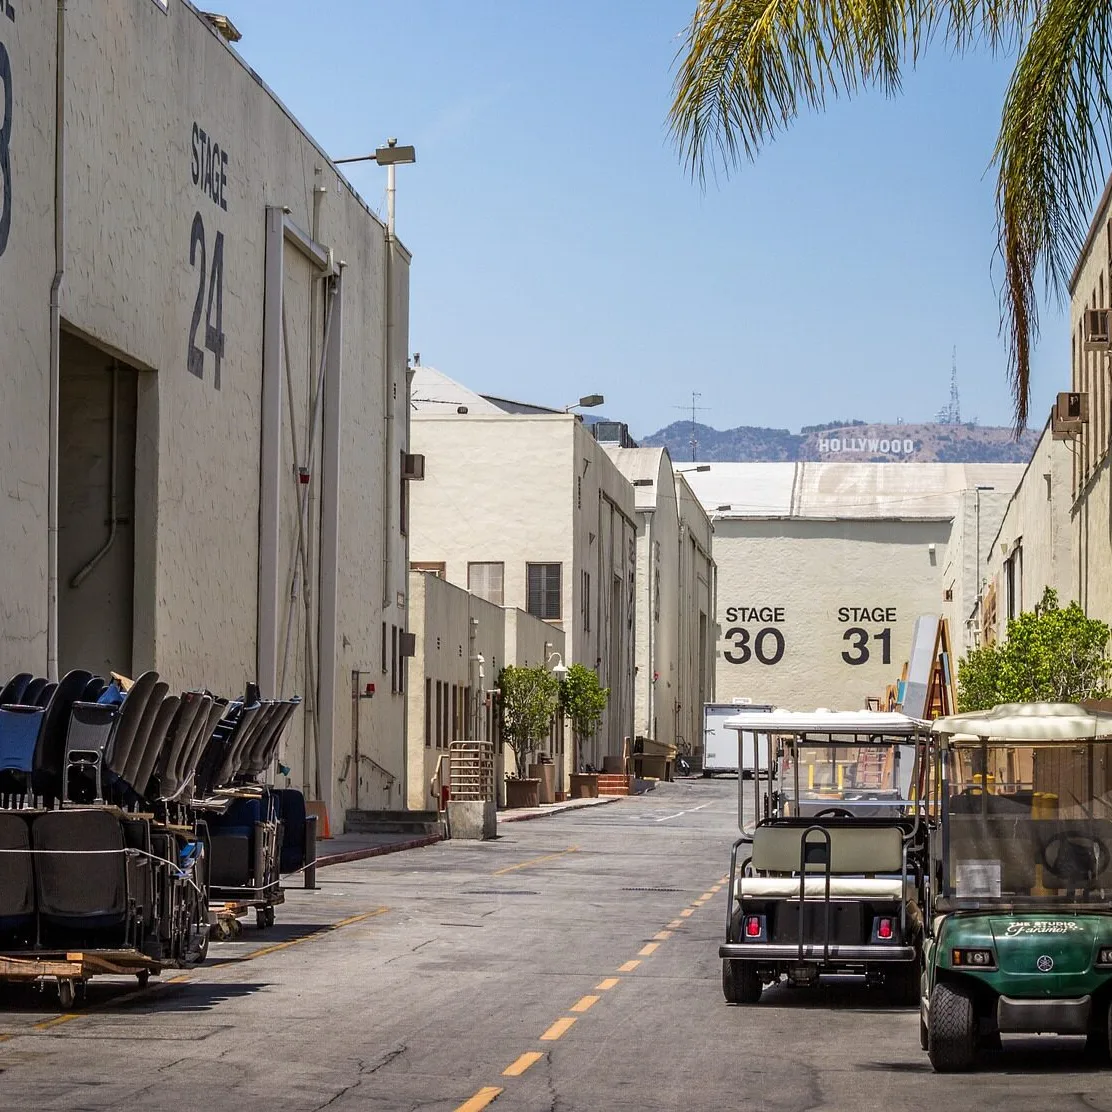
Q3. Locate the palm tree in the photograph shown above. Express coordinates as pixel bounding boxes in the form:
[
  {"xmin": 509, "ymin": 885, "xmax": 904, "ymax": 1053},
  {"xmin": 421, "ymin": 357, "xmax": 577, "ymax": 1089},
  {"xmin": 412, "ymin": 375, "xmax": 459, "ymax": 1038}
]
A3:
[{"xmin": 670, "ymin": 0, "xmax": 1112, "ymax": 430}]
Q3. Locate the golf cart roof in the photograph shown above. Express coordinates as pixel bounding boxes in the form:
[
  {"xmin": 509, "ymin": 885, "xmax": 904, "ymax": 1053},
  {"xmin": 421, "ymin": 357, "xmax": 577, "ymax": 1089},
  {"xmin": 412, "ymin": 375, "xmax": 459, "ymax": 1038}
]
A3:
[
  {"xmin": 931, "ymin": 702, "xmax": 1112, "ymax": 743},
  {"xmin": 723, "ymin": 708, "xmax": 928, "ymax": 736}
]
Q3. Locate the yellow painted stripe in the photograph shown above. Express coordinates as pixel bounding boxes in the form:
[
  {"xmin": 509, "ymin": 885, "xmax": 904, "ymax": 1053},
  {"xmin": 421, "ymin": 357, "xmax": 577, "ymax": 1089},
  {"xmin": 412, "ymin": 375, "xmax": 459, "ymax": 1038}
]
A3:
[
  {"xmin": 667, "ymin": 919, "xmax": 684, "ymax": 929},
  {"xmin": 679, "ymin": 909, "xmax": 694, "ymax": 918},
  {"xmin": 719, "ymin": 876, "xmax": 729, "ymax": 884},
  {"xmin": 502, "ymin": 1051, "xmax": 543, "ymax": 1077},
  {"xmin": 700, "ymin": 891, "xmax": 714, "ymax": 900},
  {"xmin": 541, "ymin": 1017, "xmax": 577, "ymax": 1041},
  {"xmin": 33, "ymin": 1013, "xmax": 80, "ymax": 1031},
  {"xmin": 493, "ymin": 847, "xmax": 578, "ymax": 876},
  {"xmin": 638, "ymin": 942, "xmax": 659, "ymax": 956},
  {"xmin": 618, "ymin": 959, "xmax": 640, "ymax": 972},
  {"xmin": 692, "ymin": 899, "xmax": 707, "ymax": 906},
  {"xmin": 653, "ymin": 930, "xmax": 672, "ymax": 941},
  {"xmin": 166, "ymin": 973, "xmax": 191, "ymax": 984},
  {"xmin": 596, "ymin": 977, "xmax": 620, "ymax": 991},
  {"xmin": 571, "ymin": 994, "xmax": 599, "ymax": 1014},
  {"xmin": 455, "ymin": 1086, "xmax": 503, "ymax": 1111},
  {"xmin": 238, "ymin": 908, "xmax": 386, "ymax": 963}
]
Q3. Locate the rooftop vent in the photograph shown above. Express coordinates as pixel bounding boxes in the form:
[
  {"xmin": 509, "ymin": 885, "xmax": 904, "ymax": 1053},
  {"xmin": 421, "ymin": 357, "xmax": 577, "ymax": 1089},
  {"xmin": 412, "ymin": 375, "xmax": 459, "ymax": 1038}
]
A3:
[{"xmin": 202, "ymin": 12, "xmax": 242, "ymax": 43}]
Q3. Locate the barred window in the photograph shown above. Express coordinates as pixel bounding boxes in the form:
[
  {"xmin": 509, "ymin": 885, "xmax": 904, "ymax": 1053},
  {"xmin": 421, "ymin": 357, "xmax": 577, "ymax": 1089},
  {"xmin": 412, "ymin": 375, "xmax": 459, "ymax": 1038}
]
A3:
[{"xmin": 468, "ymin": 562, "xmax": 504, "ymax": 605}]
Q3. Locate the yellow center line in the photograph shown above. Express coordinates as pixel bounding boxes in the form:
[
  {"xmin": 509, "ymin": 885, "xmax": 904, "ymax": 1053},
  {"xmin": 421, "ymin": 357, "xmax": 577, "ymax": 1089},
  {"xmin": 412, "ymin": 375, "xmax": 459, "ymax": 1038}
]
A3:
[
  {"xmin": 570, "ymin": 994, "xmax": 600, "ymax": 1014},
  {"xmin": 166, "ymin": 973, "xmax": 191, "ymax": 984},
  {"xmin": 719, "ymin": 876, "xmax": 729, "ymax": 884},
  {"xmin": 653, "ymin": 930, "xmax": 672, "ymax": 941},
  {"xmin": 638, "ymin": 942, "xmax": 659, "ymax": 957},
  {"xmin": 236, "ymin": 908, "xmax": 386, "ymax": 963},
  {"xmin": 618, "ymin": 959, "xmax": 640, "ymax": 972},
  {"xmin": 492, "ymin": 847, "xmax": 578, "ymax": 876},
  {"xmin": 502, "ymin": 1051, "xmax": 544, "ymax": 1077},
  {"xmin": 679, "ymin": 909, "xmax": 694, "ymax": 918},
  {"xmin": 596, "ymin": 977, "xmax": 620, "ymax": 991},
  {"xmin": 33, "ymin": 1013, "xmax": 80, "ymax": 1031},
  {"xmin": 455, "ymin": 1086, "xmax": 503, "ymax": 1111},
  {"xmin": 667, "ymin": 919, "xmax": 684, "ymax": 929},
  {"xmin": 541, "ymin": 1016, "xmax": 576, "ymax": 1041},
  {"xmin": 699, "ymin": 891, "xmax": 714, "ymax": 900}
]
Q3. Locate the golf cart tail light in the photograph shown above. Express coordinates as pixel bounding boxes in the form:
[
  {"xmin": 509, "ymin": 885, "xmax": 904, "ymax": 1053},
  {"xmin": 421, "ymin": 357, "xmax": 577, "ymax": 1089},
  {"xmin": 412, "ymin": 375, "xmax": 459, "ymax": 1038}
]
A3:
[
  {"xmin": 877, "ymin": 918, "xmax": 894, "ymax": 940},
  {"xmin": 745, "ymin": 916, "xmax": 763, "ymax": 938},
  {"xmin": 1100, "ymin": 947, "xmax": 1112, "ymax": 965}
]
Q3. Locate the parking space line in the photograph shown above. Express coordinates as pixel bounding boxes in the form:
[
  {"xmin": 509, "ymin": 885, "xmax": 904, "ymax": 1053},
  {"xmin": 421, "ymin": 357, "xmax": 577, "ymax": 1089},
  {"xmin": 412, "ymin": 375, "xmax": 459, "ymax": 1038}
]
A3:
[
  {"xmin": 618, "ymin": 960, "xmax": 640, "ymax": 972},
  {"xmin": 541, "ymin": 1017, "xmax": 576, "ymax": 1041},
  {"xmin": 493, "ymin": 847, "xmax": 578, "ymax": 876},
  {"xmin": 502, "ymin": 1052, "xmax": 544, "ymax": 1077},
  {"xmin": 32, "ymin": 1013, "xmax": 80, "ymax": 1031},
  {"xmin": 596, "ymin": 977, "xmax": 619, "ymax": 991},
  {"xmin": 455, "ymin": 1085, "xmax": 504, "ymax": 1111},
  {"xmin": 570, "ymin": 994, "xmax": 599, "ymax": 1014}
]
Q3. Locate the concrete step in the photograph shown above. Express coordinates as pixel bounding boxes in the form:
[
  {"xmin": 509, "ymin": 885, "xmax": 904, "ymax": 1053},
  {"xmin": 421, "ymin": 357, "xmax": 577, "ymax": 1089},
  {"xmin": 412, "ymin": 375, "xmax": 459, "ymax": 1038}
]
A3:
[
  {"xmin": 596, "ymin": 774, "xmax": 633, "ymax": 797},
  {"xmin": 344, "ymin": 809, "xmax": 443, "ymax": 836}
]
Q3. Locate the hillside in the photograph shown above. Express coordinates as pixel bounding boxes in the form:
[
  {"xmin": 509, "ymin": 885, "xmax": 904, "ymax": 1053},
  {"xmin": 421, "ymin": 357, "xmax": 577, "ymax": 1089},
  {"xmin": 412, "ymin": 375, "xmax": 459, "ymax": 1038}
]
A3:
[{"xmin": 641, "ymin": 420, "xmax": 1040, "ymax": 464}]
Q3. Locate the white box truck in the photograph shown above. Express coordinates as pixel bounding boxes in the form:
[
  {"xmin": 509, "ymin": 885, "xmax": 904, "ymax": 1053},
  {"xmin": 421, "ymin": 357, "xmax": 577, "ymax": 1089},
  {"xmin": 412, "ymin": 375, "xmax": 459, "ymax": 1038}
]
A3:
[{"xmin": 702, "ymin": 701, "xmax": 775, "ymax": 778}]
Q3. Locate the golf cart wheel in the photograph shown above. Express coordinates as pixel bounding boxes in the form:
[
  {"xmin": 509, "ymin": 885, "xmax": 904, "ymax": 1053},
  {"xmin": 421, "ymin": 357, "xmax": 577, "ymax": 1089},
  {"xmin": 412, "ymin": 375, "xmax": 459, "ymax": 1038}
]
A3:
[
  {"xmin": 722, "ymin": 959, "xmax": 762, "ymax": 1005},
  {"xmin": 927, "ymin": 982, "xmax": 977, "ymax": 1072},
  {"xmin": 1084, "ymin": 1000, "xmax": 1112, "ymax": 1061}
]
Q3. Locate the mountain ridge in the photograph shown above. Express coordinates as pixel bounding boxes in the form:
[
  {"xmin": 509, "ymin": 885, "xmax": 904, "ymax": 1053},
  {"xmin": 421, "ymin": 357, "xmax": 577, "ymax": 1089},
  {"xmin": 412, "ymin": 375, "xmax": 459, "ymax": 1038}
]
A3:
[{"xmin": 639, "ymin": 420, "xmax": 1039, "ymax": 464}]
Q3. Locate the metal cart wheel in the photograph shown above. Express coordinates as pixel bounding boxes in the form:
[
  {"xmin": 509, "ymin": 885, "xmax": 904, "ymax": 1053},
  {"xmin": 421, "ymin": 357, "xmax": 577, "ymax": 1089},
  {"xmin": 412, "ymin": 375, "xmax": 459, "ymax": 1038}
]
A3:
[
  {"xmin": 57, "ymin": 979, "xmax": 76, "ymax": 1010},
  {"xmin": 256, "ymin": 908, "xmax": 268, "ymax": 930},
  {"xmin": 264, "ymin": 905, "xmax": 275, "ymax": 928},
  {"xmin": 136, "ymin": 970, "xmax": 150, "ymax": 989}
]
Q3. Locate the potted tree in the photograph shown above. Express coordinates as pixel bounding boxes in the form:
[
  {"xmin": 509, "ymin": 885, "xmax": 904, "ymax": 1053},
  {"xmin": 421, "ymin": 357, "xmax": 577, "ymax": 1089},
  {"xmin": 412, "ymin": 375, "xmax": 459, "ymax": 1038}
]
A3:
[
  {"xmin": 560, "ymin": 663, "xmax": 610, "ymax": 799},
  {"xmin": 498, "ymin": 665, "xmax": 559, "ymax": 809}
]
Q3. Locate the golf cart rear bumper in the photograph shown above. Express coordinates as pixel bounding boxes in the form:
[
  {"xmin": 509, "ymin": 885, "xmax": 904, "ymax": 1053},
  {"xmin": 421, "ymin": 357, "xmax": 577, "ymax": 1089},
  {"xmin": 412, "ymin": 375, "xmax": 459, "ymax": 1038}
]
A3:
[
  {"xmin": 719, "ymin": 943, "xmax": 914, "ymax": 962},
  {"xmin": 996, "ymin": 994, "xmax": 1091, "ymax": 1034}
]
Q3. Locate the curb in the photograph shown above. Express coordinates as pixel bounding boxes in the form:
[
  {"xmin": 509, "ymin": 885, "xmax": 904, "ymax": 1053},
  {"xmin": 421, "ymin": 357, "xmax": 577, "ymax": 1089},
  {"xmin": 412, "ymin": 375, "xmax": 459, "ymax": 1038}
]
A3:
[
  {"xmin": 497, "ymin": 795, "xmax": 623, "ymax": 824},
  {"xmin": 314, "ymin": 833, "xmax": 444, "ymax": 868}
]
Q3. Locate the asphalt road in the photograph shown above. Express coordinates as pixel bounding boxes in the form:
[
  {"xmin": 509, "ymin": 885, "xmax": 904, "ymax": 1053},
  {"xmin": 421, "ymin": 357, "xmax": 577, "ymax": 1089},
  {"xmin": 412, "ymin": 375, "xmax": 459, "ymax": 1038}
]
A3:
[{"xmin": 2, "ymin": 779, "xmax": 1112, "ymax": 1111}]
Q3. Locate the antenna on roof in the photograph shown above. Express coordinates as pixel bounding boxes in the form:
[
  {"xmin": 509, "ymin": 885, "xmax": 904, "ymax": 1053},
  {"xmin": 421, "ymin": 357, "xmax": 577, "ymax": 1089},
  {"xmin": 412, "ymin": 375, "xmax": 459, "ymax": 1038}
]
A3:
[{"xmin": 672, "ymin": 391, "xmax": 712, "ymax": 461}]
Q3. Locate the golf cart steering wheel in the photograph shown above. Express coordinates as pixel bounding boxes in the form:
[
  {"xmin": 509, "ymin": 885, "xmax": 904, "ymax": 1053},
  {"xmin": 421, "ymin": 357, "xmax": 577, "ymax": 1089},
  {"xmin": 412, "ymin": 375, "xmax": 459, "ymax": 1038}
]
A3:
[
  {"xmin": 812, "ymin": 806, "xmax": 855, "ymax": 819},
  {"xmin": 1039, "ymin": 830, "xmax": 1111, "ymax": 885}
]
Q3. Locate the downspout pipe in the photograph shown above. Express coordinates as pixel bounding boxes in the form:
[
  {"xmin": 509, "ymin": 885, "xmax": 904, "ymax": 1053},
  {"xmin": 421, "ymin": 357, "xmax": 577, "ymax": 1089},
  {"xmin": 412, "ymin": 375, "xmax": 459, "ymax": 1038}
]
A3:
[
  {"xmin": 644, "ymin": 508, "xmax": 654, "ymax": 741},
  {"xmin": 70, "ymin": 362, "xmax": 119, "ymax": 587},
  {"xmin": 47, "ymin": 0, "xmax": 67, "ymax": 681}
]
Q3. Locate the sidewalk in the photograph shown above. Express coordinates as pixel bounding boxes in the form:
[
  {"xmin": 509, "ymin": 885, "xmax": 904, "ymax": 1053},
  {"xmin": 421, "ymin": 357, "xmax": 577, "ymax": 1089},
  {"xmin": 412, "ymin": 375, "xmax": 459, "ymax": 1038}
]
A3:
[
  {"xmin": 497, "ymin": 794, "xmax": 621, "ymax": 823},
  {"xmin": 311, "ymin": 795, "xmax": 624, "ymax": 867}
]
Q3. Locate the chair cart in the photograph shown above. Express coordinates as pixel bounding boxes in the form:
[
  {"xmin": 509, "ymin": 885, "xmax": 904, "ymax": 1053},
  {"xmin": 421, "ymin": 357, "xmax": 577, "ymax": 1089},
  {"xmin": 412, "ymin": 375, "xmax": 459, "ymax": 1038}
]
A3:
[
  {"xmin": 719, "ymin": 709, "xmax": 931, "ymax": 1005},
  {"xmin": 922, "ymin": 703, "xmax": 1112, "ymax": 1071}
]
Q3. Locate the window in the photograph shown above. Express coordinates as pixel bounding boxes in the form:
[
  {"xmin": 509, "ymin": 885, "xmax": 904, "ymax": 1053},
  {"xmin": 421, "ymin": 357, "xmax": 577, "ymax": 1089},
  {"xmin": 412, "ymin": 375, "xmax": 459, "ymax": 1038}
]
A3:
[
  {"xmin": 435, "ymin": 681, "xmax": 443, "ymax": 748},
  {"xmin": 424, "ymin": 678, "xmax": 432, "ymax": 749},
  {"xmin": 391, "ymin": 625, "xmax": 398, "ymax": 693},
  {"xmin": 441, "ymin": 682, "xmax": 449, "ymax": 747},
  {"xmin": 451, "ymin": 684, "xmax": 459, "ymax": 740},
  {"xmin": 381, "ymin": 621, "xmax": 388, "ymax": 674},
  {"xmin": 527, "ymin": 563, "xmax": 562, "ymax": 620},
  {"xmin": 468, "ymin": 562, "xmax": 504, "ymax": 605},
  {"xmin": 400, "ymin": 450, "xmax": 409, "ymax": 536},
  {"xmin": 581, "ymin": 571, "xmax": 591, "ymax": 632},
  {"xmin": 1005, "ymin": 544, "xmax": 1023, "ymax": 621},
  {"xmin": 411, "ymin": 562, "xmax": 446, "ymax": 577}
]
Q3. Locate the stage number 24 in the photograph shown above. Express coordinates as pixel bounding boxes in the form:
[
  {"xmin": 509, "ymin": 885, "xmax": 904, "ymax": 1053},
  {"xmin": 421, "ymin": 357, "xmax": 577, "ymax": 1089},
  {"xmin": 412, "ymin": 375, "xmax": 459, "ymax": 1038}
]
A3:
[{"xmin": 187, "ymin": 211, "xmax": 226, "ymax": 389}]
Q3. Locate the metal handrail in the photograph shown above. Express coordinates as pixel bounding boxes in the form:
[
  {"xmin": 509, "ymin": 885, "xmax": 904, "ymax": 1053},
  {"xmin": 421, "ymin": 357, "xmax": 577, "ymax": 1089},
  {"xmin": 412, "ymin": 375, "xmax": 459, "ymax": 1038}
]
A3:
[
  {"xmin": 725, "ymin": 835, "xmax": 752, "ymax": 939},
  {"xmin": 798, "ymin": 825, "xmax": 832, "ymax": 964}
]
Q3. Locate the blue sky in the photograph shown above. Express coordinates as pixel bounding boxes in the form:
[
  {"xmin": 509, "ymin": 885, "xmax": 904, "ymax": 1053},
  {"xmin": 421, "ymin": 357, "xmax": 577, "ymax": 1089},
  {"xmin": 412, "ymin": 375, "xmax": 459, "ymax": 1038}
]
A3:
[{"xmin": 221, "ymin": 1, "xmax": 1071, "ymax": 440}]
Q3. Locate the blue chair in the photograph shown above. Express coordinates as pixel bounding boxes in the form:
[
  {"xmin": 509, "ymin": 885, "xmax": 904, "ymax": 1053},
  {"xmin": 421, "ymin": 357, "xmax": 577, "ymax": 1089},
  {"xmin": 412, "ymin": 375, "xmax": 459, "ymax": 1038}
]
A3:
[
  {"xmin": 31, "ymin": 669, "xmax": 92, "ymax": 802},
  {"xmin": 0, "ymin": 704, "xmax": 45, "ymax": 795},
  {"xmin": 0, "ymin": 673, "xmax": 31, "ymax": 706}
]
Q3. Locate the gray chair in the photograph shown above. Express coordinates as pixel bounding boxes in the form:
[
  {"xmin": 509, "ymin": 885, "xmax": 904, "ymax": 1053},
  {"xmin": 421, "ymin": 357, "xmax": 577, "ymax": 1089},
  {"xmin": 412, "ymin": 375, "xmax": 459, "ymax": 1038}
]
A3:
[{"xmin": 128, "ymin": 693, "xmax": 180, "ymax": 801}]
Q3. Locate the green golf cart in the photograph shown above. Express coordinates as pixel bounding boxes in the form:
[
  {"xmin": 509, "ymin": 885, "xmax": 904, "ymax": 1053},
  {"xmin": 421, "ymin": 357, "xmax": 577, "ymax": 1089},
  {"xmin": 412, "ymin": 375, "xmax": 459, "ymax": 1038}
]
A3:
[{"xmin": 923, "ymin": 703, "xmax": 1112, "ymax": 1071}]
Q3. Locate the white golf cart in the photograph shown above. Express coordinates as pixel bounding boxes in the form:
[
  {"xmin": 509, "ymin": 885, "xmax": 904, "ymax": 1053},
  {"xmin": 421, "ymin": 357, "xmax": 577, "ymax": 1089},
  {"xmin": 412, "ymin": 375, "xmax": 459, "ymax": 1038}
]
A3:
[{"xmin": 720, "ymin": 709, "xmax": 931, "ymax": 1004}]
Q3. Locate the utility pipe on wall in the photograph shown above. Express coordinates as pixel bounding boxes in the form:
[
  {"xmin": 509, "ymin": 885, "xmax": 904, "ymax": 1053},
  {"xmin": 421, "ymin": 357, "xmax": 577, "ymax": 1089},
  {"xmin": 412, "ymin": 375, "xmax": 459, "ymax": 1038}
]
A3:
[
  {"xmin": 644, "ymin": 509, "xmax": 655, "ymax": 741},
  {"xmin": 47, "ymin": 0, "xmax": 67, "ymax": 681},
  {"xmin": 70, "ymin": 363, "xmax": 119, "ymax": 588}
]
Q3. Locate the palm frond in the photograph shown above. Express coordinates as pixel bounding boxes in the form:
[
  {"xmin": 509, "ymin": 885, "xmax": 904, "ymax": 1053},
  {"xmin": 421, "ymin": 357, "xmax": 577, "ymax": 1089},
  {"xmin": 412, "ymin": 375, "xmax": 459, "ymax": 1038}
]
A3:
[{"xmin": 994, "ymin": 0, "xmax": 1112, "ymax": 428}]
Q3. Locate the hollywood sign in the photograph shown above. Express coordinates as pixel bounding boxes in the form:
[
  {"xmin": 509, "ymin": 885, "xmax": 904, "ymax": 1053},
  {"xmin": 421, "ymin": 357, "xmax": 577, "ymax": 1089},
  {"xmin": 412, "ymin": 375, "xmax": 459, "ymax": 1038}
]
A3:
[{"xmin": 818, "ymin": 436, "xmax": 917, "ymax": 455}]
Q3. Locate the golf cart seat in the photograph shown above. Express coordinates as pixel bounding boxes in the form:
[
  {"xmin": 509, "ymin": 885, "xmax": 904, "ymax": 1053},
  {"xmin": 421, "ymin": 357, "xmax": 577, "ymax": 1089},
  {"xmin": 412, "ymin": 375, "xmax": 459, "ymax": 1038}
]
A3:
[{"xmin": 736, "ymin": 823, "xmax": 911, "ymax": 902}]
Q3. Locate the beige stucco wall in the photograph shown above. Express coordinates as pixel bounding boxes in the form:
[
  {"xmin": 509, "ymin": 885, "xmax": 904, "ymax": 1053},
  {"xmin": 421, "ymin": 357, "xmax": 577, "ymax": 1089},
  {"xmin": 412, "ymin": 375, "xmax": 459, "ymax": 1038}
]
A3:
[
  {"xmin": 0, "ymin": 3, "xmax": 410, "ymax": 828},
  {"xmin": 410, "ymin": 412, "xmax": 635, "ymax": 770},
  {"xmin": 713, "ymin": 518, "xmax": 951, "ymax": 711},
  {"xmin": 983, "ymin": 424, "xmax": 1074, "ymax": 640},
  {"xmin": 0, "ymin": 4, "xmax": 57, "ymax": 675},
  {"xmin": 1069, "ymin": 180, "xmax": 1112, "ymax": 625}
]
